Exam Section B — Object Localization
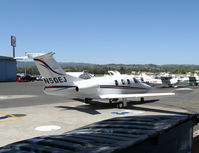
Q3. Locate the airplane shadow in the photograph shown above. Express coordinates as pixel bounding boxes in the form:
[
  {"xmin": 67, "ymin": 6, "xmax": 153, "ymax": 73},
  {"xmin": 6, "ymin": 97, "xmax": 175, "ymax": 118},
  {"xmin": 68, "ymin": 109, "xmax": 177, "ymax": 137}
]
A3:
[
  {"xmin": 55, "ymin": 99, "xmax": 189, "ymax": 116},
  {"xmin": 56, "ymin": 100, "xmax": 116, "ymax": 115}
]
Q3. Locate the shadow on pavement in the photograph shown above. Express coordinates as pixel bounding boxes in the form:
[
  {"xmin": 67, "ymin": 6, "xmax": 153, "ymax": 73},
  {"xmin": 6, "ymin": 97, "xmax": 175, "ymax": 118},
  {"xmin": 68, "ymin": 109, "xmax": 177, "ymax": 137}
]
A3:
[{"xmin": 56, "ymin": 99, "xmax": 191, "ymax": 116}]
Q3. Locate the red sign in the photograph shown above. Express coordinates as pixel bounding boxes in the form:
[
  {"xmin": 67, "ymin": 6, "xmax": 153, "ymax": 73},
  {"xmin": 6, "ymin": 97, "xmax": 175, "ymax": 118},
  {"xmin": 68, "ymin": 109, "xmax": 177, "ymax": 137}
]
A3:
[{"xmin": 11, "ymin": 36, "xmax": 16, "ymax": 47}]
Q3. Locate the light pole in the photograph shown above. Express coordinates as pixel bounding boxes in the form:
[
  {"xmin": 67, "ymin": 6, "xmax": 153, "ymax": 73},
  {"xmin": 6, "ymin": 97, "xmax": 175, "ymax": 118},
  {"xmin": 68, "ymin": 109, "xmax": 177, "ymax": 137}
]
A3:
[{"xmin": 25, "ymin": 52, "xmax": 27, "ymax": 75}]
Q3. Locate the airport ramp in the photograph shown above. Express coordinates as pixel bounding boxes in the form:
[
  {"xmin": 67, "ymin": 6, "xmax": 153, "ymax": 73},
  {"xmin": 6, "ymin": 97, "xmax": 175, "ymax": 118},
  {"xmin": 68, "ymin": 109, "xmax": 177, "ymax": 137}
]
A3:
[{"xmin": 0, "ymin": 114, "xmax": 198, "ymax": 153}]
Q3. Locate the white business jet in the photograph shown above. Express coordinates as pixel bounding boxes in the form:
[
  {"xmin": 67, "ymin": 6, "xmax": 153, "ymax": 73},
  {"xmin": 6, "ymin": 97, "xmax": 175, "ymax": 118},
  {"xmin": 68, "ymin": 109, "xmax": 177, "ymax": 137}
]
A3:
[{"xmin": 28, "ymin": 52, "xmax": 187, "ymax": 108}]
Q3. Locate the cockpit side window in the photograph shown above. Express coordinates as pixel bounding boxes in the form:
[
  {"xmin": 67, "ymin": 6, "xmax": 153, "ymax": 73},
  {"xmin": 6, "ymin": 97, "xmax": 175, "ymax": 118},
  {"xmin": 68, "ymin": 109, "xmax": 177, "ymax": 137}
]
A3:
[
  {"xmin": 115, "ymin": 80, "xmax": 118, "ymax": 86},
  {"xmin": 127, "ymin": 79, "xmax": 130, "ymax": 84},
  {"xmin": 121, "ymin": 79, "xmax": 125, "ymax": 85},
  {"xmin": 133, "ymin": 78, "xmax": 139, "ymax": 83}
]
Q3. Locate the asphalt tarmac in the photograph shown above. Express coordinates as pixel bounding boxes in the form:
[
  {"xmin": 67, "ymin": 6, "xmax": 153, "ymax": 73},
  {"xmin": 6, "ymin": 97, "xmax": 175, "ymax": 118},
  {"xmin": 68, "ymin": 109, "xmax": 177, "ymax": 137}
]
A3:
[{"xmin": 0, "ymin": 81, "xmax": 199, "ymax": 152}]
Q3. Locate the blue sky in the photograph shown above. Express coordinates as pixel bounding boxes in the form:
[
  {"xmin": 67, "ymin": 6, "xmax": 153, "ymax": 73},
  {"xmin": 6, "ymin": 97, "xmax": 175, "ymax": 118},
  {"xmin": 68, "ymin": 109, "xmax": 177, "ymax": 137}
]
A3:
[{"xmin": 0, "ymin": 0, "xmax": 199, "ymax": 64}]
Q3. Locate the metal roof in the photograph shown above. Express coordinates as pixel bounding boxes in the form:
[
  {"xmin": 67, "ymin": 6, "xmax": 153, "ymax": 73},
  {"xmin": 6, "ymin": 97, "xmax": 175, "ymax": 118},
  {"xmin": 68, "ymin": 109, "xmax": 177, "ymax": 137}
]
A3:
[
  {"xmin": 0, "ymin": 114, "xmax": 198, "ymax": 153},
  {"xmin": 0, "ymin": 56, "xmax": 15, "ymax": 61}
]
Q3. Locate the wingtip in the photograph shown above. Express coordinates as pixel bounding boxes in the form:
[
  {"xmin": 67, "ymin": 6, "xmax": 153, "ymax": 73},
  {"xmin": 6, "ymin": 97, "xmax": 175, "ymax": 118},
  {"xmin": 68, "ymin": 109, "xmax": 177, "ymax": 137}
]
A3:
[
  {"xmin": 173, "ymin": 88, "xmax": 193, "ymax": 94},
  {"xmin": 27, "ymin": 52, "xmax": 55, "ymax": 59}
]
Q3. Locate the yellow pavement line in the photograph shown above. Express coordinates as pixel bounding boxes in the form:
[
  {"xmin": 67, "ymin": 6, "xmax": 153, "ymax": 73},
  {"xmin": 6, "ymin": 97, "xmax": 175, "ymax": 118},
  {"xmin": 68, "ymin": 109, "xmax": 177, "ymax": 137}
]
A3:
[{"xmin": 0, "ymin": 112, "xmax": 22, "ymax": 123}]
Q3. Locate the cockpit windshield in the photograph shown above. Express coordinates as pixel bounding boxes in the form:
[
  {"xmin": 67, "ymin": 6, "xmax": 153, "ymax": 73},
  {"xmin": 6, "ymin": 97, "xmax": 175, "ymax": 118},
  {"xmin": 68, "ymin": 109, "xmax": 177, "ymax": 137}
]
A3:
[{"xmin": 133, "ymin": 78, "xmax": 140, "ymax": 83}]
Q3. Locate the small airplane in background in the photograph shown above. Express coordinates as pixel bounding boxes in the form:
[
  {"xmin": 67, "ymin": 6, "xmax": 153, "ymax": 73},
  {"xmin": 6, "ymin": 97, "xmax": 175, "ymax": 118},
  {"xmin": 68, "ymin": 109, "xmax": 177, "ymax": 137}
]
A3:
[
  {"xmin": 28, "ymin": 52, "xmax": 192, "ymax": 108},
  {"xmin": 137, "ymin": 73, "xmax": 179, "ymax": 88}
]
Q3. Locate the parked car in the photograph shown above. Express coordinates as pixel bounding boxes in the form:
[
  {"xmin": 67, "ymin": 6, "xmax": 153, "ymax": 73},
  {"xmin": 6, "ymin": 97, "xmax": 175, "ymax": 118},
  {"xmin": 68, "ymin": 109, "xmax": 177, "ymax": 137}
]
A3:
[{"xmin": 16, "ymin": 74, "xmax": 36, "ymax": 82}]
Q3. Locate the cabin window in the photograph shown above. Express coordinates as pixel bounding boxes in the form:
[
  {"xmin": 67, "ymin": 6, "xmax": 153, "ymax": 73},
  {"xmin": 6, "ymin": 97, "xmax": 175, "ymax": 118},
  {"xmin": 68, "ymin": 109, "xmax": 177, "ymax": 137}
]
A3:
[
  {"xmin": 133, "ymin": 78, "xmax": 139, "ymax": 83},
  {"xmin": 121, "ymin": 79, "xmax": 125, "ymax": 85},
  {"xmin": 115, "ymin": 80, "xmax": 118, "ymax": 86},
  {"xmin": 127, "ymin": 79, "xmax": 130, "ymax": 84}
]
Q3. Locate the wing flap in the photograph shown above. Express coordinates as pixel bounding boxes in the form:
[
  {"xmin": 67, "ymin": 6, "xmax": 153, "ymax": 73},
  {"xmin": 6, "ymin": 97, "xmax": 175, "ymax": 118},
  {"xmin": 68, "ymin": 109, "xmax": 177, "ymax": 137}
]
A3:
[{"xmin": 99, "ymin": 93, "xmax": 175, "ymax": 99}]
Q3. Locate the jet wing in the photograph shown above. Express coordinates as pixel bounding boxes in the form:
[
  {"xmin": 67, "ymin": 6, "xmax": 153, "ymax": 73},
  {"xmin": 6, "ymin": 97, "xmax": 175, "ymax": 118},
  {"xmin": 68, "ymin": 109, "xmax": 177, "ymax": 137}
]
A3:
[{"xmin": 99, "ymin": 93, "xmax": 175, "ymax": 99}]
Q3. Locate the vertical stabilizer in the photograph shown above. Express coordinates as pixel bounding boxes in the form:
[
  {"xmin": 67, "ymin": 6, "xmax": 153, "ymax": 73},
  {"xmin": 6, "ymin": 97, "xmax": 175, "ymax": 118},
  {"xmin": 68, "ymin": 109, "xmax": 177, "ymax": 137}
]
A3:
[{"xmin": 28, "ymin": 52, "xmax": 77, "ymax": 86}]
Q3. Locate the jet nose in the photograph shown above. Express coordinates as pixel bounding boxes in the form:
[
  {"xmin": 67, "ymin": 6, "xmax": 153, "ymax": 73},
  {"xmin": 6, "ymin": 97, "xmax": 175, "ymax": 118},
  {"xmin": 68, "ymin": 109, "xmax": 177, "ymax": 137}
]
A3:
[{"xmin": 144, "ymin": 83, "xmax": 152, "ymax": 90}]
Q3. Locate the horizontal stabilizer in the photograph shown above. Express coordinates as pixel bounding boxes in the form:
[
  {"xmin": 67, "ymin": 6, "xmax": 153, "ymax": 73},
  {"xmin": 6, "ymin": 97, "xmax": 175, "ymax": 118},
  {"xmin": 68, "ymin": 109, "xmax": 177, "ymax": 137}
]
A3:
[
  {"xmin": 173, "ymin": 88, "xmax": 193, "ymax": 94},
  {"xmin": 27, "ymin": 52, "xmax": 53, "ymax": 59}
]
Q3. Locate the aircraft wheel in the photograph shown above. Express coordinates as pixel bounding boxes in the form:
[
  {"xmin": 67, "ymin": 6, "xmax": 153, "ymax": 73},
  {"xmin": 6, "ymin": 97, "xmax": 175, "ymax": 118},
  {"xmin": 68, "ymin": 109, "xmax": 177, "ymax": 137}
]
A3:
[
  {"xmin": 117, "ymin": 102, "xmax": 124, "ymax": 108},
  {"xmin": 140, "ymin": 97, "xmax": 144, "ymax": 102}
]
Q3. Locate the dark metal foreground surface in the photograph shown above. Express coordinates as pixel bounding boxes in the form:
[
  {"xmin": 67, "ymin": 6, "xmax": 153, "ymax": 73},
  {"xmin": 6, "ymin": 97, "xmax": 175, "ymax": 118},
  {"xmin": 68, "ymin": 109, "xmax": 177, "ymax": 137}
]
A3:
[{"xmin": 0, "ymin": 114, "xmax": 198, "ymax": 153}]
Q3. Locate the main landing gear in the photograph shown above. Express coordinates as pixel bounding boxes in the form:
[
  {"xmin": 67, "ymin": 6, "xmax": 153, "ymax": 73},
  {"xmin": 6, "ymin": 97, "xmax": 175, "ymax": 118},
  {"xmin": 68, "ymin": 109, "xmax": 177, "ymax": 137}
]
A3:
[
  {"xmin": 117, "ymin": 102, "xmax": 124, "ymax": 108},
  {"xmin": 84, "ymin": 97, "xmax": 145, "ymax": 108},
  {"xmin": 109, "ymin": 98, "xmax": 119, "ymax": 104},
  {"xmin": 109, "ymin": 98, "xmax": 127, "ymax": 108},
  {"xmin": 109, "ymin": 97, "xmax": 144, "ymax": 108},
  {"xmin": 117, "ymin": 99, "xmax": 127, "ymax": 108}
]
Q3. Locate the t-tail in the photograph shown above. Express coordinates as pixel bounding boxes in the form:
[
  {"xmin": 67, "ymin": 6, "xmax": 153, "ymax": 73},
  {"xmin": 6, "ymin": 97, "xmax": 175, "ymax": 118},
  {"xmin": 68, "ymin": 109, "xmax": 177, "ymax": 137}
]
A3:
[{"xmin": 28, "ymin": 52, "xmax": 79, "ymax": 96}]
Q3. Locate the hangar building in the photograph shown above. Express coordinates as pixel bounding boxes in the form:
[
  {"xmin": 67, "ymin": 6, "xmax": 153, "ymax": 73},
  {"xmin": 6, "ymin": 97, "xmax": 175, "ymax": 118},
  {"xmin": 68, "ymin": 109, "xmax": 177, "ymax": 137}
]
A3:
[{"xmin": 0, "ymin": 56, "xmax": 16, "ymax": 82}]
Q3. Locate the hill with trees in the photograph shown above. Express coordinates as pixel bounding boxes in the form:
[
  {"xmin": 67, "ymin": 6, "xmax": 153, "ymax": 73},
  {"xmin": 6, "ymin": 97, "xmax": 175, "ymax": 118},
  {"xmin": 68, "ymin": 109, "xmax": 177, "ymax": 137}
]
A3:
[{"xmin": 17, "ymin": 61, "xmax": 199, "ymax": 75}]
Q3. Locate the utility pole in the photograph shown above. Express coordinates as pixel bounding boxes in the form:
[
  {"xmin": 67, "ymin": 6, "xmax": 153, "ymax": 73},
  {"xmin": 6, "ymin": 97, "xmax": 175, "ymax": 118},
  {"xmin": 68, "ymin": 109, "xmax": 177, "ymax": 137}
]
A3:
[{"xmin": 25, "ymin": 52, "xmax": 27, "ymax": 75}]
